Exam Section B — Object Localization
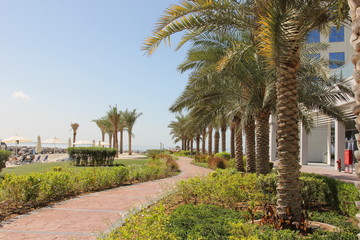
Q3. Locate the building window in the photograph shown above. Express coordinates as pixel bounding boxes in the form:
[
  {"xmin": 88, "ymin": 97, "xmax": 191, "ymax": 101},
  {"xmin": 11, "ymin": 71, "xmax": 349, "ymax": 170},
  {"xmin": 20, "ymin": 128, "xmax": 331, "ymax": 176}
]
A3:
[
  {"xmin": 329, "ymin": 52, "xmax": 345, "ymax": 69},
  {"xmin": 329, "ymin": 26, "xmax": 344, "ymax": 42},
  {"xmin": 306, "ymin": 30, "xmax": 320, "ymax": 43}
]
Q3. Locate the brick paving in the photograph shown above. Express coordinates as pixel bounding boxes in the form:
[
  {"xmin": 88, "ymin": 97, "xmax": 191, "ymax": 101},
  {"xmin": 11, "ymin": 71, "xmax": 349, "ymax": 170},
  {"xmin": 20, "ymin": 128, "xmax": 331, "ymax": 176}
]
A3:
[
  {"xmin": 300, "ymin": 163, "xmax": 359, "ymax": 184},
  {"xmin": 0, "ymin": 157, "xmax": 212, "ymax": 240}
]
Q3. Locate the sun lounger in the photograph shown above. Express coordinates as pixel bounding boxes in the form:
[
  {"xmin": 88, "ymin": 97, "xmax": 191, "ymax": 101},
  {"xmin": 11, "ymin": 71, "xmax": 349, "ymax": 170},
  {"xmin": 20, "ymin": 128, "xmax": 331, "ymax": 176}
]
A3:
[
  {"xmin": 43, "ymin": 155, "xmax": 48, "ymax": 162},
  {"xmin": 34, "ymin": 156, "xmax": 41, "ymax": 162}
]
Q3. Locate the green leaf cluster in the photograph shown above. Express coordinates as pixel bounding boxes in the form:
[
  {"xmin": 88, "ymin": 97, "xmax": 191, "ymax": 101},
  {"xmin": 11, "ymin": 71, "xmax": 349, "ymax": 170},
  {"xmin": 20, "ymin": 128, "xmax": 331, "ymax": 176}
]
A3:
[{"xmin": 0, "ymin": 150, "xmax": 10, "ymax": 172}]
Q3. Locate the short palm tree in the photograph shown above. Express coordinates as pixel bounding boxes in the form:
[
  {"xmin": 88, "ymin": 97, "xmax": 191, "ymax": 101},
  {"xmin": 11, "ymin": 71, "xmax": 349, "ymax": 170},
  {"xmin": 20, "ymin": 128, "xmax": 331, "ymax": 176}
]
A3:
[
  {"xmin": 70, "ymin": 123, "xmax": 79, "ymax": 147},
  {"xmin": 123, "ymin": 109, "xmax": 143, "ymax": 155},
  {"xmin": 92, "ymin": 117, "xmax": 107, "ymax": 142}
]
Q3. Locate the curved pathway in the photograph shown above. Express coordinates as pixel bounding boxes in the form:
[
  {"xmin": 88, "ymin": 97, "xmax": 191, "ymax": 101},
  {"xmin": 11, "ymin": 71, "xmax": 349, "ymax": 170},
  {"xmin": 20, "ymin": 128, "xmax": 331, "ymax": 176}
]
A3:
[{"xmin": 0, "ymin": 157, "xmax": 211, "ymax": 240}]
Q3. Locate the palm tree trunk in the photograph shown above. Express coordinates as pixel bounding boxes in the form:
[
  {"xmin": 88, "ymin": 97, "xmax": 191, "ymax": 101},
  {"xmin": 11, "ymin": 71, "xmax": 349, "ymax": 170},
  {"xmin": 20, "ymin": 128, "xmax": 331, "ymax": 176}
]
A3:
[
  {"xmin": 128, "ymin": 131, "xmax": 132, "ymax": 155},
  {"xmin": 119, "ymin": 130, "xmax": 124, "ymax": 154},
  {"xmin": 255, "ymin": 110, "xmax": 271, "ymax": 174},
  {"xmin": 190, "ymin": 139, "xmax": 194, "ymax": 153},
  {"xmin": 182, "ymin": 137, "xmax": 185, "ymax": 150},
  {"xmin": 101, "ymin": 131, "xmax": 105, "ymax": 142},
  {"xmin": 276, "ymin": 64, "xmax": 302, "ymax": 222},
  {"xmin": 72, "ymin": 132, "xmax": 76, "ymax": 147},
  {"xmin": 208, "ymin": 127, "xmax": 213, "ymax": 155},
  {"xmin": 348, "ymin": 2, "xmax": 360, "ymax": 226},
  {"xmin": 235, "ymin": 117, "xmax": 244, "ymax": 171},
  {"xmin": 221, "ymin": 123, "xmax": 227, "ymax": 152},
  {"xmin": 230, "ymin": 121, "xmax": 235, "ymax": 158},
  {"xmin": 214, "ymin": 130, "xmax": 220, "ymax": 154},
  {"xmin": 114, "ymin": 128, "xmax": 118, "ymax": 157},
  {"xmin": 109, "ymin": 134, "xmax": 112, "ymax": 148},
  {"xmin": 202, "ymin": 128, "xmax": 206, "ymax": 154},
  {"xmin": 245, "ymin": 118, "xmax": 256, "ymax": 173},
  {"xmin": 196, "ymin": 134, "xmax": 200, "ymax": 155}
]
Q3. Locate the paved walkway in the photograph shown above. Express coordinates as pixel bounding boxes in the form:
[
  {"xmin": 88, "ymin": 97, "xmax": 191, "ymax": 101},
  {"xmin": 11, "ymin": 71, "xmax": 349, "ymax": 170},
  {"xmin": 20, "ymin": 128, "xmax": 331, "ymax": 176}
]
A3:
[
  {"xmin": 300, "ymin": 163, "xmax": 359, "ymax": 184},
  {"xmin": 0, "ymin": 157, "xmax": 212, "ymax": 240}
]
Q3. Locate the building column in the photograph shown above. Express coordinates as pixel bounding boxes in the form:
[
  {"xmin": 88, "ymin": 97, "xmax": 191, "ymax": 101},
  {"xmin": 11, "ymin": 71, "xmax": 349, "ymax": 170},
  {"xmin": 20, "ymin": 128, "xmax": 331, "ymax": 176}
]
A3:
[
  {"xmin": 326, "ymin": 122, "xmax": 332, "ymax": 165},
  {"xmin": 300, "ymin": 122, "xmax": 308, "ymax": 165},
  {"xmin": 335, "ymin": 120, "xmax": 345, "ymax": 170},
  {"xmin": 269, "ymin": 114, "xmax": 277, "ymax": 162}
]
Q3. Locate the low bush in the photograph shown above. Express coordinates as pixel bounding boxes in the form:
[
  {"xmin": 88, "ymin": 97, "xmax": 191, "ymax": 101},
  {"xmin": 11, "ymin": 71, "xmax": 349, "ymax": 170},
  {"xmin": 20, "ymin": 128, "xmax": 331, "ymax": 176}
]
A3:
[
  {"xmin": 174, "ymin": 150, "xmax": 195, "ymax": 156},
  {"xmin": 194, "ymin": 154, "xmax": 209, "ymax": 163},
  {"xmin": 309, "ymin": 211, "xmax": 359, "ymax": 234},
  {"xmin": 0, "ymin": 150, "xmax": 11, "ymax": 172},
  {"xmin": 67, "ymin": 147, "xmax": 116, "ymax": 166},
  {"xmin": 0, "ymin": 159, "xmax": 179, "ymax": 221},
  {"xmin": 176, "ymin": 170, "xmax": 360, "ymax": 216},
  {"xmin": 214, "ymin": 152, "xmax": 231, "ymax": 160},
  {"xmin": 168, "ymin": 204, "xmax": 245, "ymax": 240},
  {"xmin": 207, "ymin": 156, "xmax": 228, "ymax": 169},
  {"xmin": 103, "ymin": 205, "xmax": 176, "ymax": 240}
]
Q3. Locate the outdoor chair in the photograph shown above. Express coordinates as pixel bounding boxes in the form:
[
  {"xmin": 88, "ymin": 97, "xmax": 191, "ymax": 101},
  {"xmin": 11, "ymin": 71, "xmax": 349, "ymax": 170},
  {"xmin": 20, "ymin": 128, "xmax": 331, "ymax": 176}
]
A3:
[
  {"xmin": 34, "ymin": 156, "xmax": 41, "ymax": 162},
  {"xmin": 43, "ymin": 155, "xmax": 48, "ymax": 162}
]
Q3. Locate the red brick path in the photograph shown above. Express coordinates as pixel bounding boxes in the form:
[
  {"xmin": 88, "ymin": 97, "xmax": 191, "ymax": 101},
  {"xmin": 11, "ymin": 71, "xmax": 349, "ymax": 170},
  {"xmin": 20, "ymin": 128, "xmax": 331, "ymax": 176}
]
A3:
[{"xmin": 0, "ymin": 157, "xmax": 212, "ymax": 240}]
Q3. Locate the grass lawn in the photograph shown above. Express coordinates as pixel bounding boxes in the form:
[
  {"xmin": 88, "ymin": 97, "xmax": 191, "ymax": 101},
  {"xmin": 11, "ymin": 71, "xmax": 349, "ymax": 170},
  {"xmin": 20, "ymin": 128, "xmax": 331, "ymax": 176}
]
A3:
[{"xmin": 1, "ymin": 158, "xmax": 148, "ymax": 176}]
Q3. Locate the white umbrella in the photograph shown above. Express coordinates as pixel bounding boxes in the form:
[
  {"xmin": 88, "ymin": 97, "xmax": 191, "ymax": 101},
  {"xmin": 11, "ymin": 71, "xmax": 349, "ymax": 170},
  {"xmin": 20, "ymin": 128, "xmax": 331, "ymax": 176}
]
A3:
[
  {"xmin": 99, "ymin": 141, "xmax": 110, "ymax": 146},
  {"xmin": 43, "ymin": 137, "xmax": 65, "ymax": 153},
  {"xmin": 2, "ymin": 135, "xmax": 32, "ymax": 156},
  {"xmin": 35, "ymin": 136, "xmax": 42, "ymax": 154},
  {"xmin": 73, "ymin": 139, "xmax": 92, "ymax": 145},
  {"xmin": 68, "ymin": 138, "xmax": 72, "ymax": 148}
]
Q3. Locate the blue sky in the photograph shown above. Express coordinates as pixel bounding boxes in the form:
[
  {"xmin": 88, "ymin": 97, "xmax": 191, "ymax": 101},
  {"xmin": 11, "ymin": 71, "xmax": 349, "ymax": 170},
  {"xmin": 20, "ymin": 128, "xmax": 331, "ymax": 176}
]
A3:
[{"xmin": 0, "ymin": 1, "xmax": 190, "ymax": 148}]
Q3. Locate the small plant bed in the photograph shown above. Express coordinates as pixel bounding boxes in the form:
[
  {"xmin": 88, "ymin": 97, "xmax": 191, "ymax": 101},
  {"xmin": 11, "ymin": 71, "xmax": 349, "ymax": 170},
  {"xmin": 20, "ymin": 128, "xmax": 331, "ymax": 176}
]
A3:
[
  {"xmin": 0, "ymin": 155, "xmax": 180, "ymax": 222},
  {"xmin": 102, "ymin": 169, "xmax": 360, "ymax": 239}
]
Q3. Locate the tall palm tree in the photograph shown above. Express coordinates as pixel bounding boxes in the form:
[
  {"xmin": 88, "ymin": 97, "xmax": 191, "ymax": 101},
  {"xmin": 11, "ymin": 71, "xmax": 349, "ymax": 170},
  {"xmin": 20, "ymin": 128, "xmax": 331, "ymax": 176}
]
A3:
[
  {"xmin": 123, "ymin": 109, "xmax": 143, "ymax": 155},
  {"xmin": 144, "ymin": 0, "xmax": 348, "ymax": 221},
  {"xmin": 107, "ymin": 105, "xmax": 120, "ymax": 157},
  {"xmin": 70, "ymin": 123, "xmax": 79, "ymax": 147}
]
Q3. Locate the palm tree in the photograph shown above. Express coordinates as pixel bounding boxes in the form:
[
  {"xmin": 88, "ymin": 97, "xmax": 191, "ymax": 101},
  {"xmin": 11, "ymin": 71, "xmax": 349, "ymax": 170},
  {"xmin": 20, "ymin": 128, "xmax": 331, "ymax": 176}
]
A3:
[
  {"xmin": 92, "ymin": 118, "xmax": 107, "ymax": 142},
  {"xmin": 70, "ymin": 123, "xmax": 79, "ymax": 147},
  {"xmin": 107, "ymin": 105, "xmax": 120, "ymax": 157},
  {"xmin": 118, "ymin": 112, "xmax": 127, "ymax": 154},
  {"xmin": 144, "ymin": 0, "xmax": 347, "ymax": 221},
  {"xmin": 123, "ymin": 109, "xmax": 143, "ymax": 155}
]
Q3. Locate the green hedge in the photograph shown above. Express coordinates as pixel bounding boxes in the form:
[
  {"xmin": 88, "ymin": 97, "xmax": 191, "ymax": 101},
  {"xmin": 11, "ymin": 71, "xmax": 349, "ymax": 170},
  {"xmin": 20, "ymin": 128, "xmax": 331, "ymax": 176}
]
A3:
[
  {"xmin": 67, "ymin": 147, "xmax": 116, "ymax": 166},
  {"xmin": 0, "ymin": 158, "xmax": 179, "ymax": 221},
  {"xmin": 0, "ymin": 150, "xmax": 10, "ymax": 172},
  {"xmin": 177, "ymin": 169, "xmax": 360, "ymax": 216}
]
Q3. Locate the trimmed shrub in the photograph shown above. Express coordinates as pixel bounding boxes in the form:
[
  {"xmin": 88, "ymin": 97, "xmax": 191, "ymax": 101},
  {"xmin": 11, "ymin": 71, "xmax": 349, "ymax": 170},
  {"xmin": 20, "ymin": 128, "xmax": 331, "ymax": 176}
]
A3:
[
  {"xmin": 168, "ymin": 204, "xmax": 245, "ymax": 240},
  {"xmin": 67, "ymin": 147, "xmax": 116, "ymax": 166},
  {"xmin": 214, "ymin": 152, "xmax": 231, "ymax": 160},
  {"xmin": 207, "ymin": 156, "xmax": 228, "ymax": 169},
  {"xmin": 194, "ymin": 154, "xmax": 209, "ymax": 163},
  {"xmin": 103, "ymin": 205, "xmax": 176, "ymax": 240},
  {"xmin": 0, "ymin": 150, "xmax": 10, "ymax": 172}
]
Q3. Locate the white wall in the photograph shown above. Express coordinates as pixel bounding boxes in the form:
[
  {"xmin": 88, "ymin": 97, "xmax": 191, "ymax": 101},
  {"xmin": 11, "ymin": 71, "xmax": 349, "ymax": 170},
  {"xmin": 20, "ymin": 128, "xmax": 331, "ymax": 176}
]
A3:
[{"xmin": 308, "ymin": 126, "xmax": 328, "ymax": 163}]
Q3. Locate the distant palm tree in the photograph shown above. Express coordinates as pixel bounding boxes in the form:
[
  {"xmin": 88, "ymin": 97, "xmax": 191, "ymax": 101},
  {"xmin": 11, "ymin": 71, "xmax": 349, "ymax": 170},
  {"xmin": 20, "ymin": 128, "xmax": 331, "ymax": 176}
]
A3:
[
  {"xmin": 118, "ymin": 112, "xmax": 127, "ymax": 154},
  {"xmin": 92, "ymin": 117, "xmax": 107, "ymax": 142},
  {"xmin": 70, "ymin": 123, "xmax": 79, "ymax": 147},
  {"xmin": 107, "ymin": 105, "xmax": 121, "ymax": 157},
  {"xmin": 123, "ymin": 109, "xmax": 143, "ymax": 155}
]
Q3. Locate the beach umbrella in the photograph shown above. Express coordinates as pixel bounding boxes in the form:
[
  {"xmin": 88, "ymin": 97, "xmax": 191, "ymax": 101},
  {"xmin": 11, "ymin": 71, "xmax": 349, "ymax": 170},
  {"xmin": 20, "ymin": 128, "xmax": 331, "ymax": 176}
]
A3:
[
  {"xmin": 99, "ymin": 141, "xmax": 110, "ymax": 147},
  {"xmin": 2, "ymin": 135, "xmax": 33, "ymax": 156},
  {"xmin": 35, "ymin": 136, "xmax": 42, "ymax": 154},
  {"xmin": 68, "ymin": 138, "xmax": 72, "ymax": 148},
  {"xmin": 43, "ymin": 137, "xmax": 65, "ymax": 153},
  {"xmin": 73, "ymin": 139, "xmax": 92, "ymax": 146}
]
